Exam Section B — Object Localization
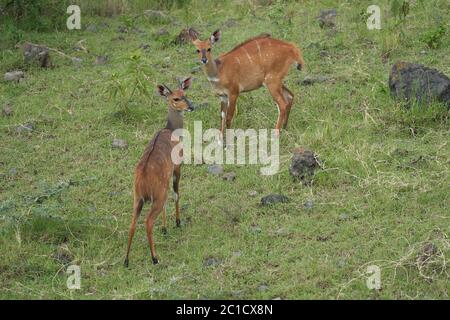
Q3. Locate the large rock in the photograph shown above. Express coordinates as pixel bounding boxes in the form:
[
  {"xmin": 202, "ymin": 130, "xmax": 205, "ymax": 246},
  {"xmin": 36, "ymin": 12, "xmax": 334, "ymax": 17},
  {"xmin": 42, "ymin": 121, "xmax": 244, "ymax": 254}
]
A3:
[
  {"xmin": 23, "ymin": 42, "xmax": 52, "ymax": 68},
  {"xmin": 389, "ymin": 62, "xmax": 450, "ymax": 108},
  {"xmin": 289, "ymin": 148, "xmax": 320, "ymax": 185}
]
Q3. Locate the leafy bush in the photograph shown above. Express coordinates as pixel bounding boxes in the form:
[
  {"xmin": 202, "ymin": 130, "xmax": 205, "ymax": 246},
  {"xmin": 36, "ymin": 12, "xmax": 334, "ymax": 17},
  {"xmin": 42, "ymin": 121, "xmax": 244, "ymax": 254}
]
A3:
[
  {"xmin": 420, "ymin": 24, "xmax": 446, "ymax": 49},
  {"xmin": 0, "ymin": 0, "xmax": 68, "ymax": 31}
]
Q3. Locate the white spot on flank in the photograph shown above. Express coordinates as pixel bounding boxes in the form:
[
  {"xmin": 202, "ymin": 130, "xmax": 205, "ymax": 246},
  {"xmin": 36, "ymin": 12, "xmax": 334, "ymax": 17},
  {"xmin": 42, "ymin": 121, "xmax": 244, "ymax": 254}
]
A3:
[
  {"xmin": 208, "ymin": 76, "xmax": 220, "ymax": 82},
  {"xmin": 243, "ymin": 48, "xmax": 253, "ymax": 63},
  {"xmin": 255, "ymin": 40, "xmax": 262, "ymax": 59},
  {"xmin": 235, "ymin": 57, "xmax": 241, "ymax": 65},
  {"xmin": 221, "ymin": 111, "xmax": 225, "ymax": 118}
]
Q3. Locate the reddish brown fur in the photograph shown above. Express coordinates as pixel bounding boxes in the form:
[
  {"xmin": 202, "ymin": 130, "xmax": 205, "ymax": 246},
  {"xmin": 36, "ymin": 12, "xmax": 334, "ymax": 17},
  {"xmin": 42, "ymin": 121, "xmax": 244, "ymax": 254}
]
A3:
[
  {"xmin": 124, "ymin": 78, "xmax": 193, "ymax": 267},
  {"xmin": 190, "ymin": 29, "xmax": 305, "ymax": 136}
]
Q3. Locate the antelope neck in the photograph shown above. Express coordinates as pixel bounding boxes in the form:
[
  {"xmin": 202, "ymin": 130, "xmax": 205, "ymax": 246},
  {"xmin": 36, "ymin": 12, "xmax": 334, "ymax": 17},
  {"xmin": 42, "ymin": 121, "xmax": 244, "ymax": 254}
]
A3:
[
  {"xmin": 165, "ymin": 107, "xmax": 184, "ymax": 131},
  {"xmin": 203, "ymin": 57, "xmax": 219, "ymax": 80}
]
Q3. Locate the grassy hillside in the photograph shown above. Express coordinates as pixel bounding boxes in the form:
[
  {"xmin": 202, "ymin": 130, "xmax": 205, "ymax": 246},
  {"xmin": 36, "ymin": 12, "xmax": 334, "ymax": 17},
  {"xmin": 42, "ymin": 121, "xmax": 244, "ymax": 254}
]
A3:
[{"xmin": 0, "ymin": 0, "xmax": 449, "ymax": 299}]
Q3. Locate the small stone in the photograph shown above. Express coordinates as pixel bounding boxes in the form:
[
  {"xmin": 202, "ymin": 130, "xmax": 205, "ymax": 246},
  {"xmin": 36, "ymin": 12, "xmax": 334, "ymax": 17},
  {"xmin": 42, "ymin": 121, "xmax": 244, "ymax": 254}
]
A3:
[
  {"xmin": 95, "ymin": 56, "xmax": 108, "ymax": 65},
  {"xmin": 231, "ymin": 290, "xmax": 244, "ymax": 298},
  {"xmin": 304, "ymin": 199, "xmax": 314, "ymax": 210},
  {"xmin": 222, "ymin": 172, "xmax": 236, "ymax": 181},
  {"xmin": 339, "ymin": 213, "xmax": 349, "ymax": 220},
  {"xmin": 139, "ymin": 44, "xmax": 150, "ymax": 51},
  {"xmin": 417, "ymin": 242, "xmax": 438, "ymax": 265},
  {"xmin": 319, "ymin": 50, "xmax": 330, "ymax": 57},
  {"xmin": 144, "ymin": 10, "xmax": 168, "ymax": 20},
  {"xmin": 155, "ymin": 28, "xmax": 169, "ymax": 37},
  {"xmin": 8, "ymin": 168, "xmax": 17, "ymax": 176},
  {"xmin": 232, "ymin": 251, "xmax": 242, "ymax": 257},
  {"xmin": 203, "ymin": 257, "xmax": 221, "ymax": 267},
  {"xmin": 16, "ymin": 123, "xmax": 34, "ymax": 133},
  {"xmin": 85, "ymin": 24, "xmax": 98, "ymax": 32},
  {"xmin": 174, "ymin": 28, "xmax": 197, "ymax": 45},
  {"xmin": 250, "ymin": 225, "xmax": 262, "ymax": 233},
  {"xmin": 2, "ymin": 104, "xmax": 13, "ymax": 116},
  {"xmin": 248, "ymin": 190, "xmax": 258, "ymax": 197},
  {"xmin": 272, "ymin": 297, "xmax": 282, "ymax": 300},
  {"xmin": 317, "ymin": 235, "xmax": 331, "ymax": 242},
  {"xmin": 4, "ymin": 71, "xmax": 24, "ymax": 82},
  {"xmin": 300, "ymin": 75, "xmax": 331, "ymax": 86},
  {"xmin": 112, "ymin": 139, "xmax": 128, "ymax": 149},
  {"xmin": 258, "ymin": 284, "xmax": 269, "ymax": 292},
  {"xmin": 117, "ymin": 25, "xmax": 128, "ymax": 33},
  {"xmin": 72, "ymin": 57, "xmax": 82, "ymax": 68},
  {"xmin": 275, "ymin": 228, "xmax": 289, "ymax": 236},
  {"xmin": 133, "ymin": 27, "xmax": 145, "ymax": 34},
  {"xmin": 318, "ymin": 9, "xmax": 337, "ymax": 29},
  {"xmin": 261, "ymin": 194, "xmax": 290, "ymax": 206},
  {"xmin": 207, "ymin": 164, "xmax": 223, "ymax": 175}
]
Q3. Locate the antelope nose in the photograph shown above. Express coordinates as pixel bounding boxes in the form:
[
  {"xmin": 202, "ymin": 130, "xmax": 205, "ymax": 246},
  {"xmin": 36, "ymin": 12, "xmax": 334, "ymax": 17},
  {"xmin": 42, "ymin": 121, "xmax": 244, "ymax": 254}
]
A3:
[{"xmin": 201, "ymin": 58, "xmax": 208, "ymax": 64}]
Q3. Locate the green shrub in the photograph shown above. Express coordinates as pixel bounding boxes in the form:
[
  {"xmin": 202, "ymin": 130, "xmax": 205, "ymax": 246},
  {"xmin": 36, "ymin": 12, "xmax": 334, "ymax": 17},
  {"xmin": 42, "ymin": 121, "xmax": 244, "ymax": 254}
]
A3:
[
  {"xmin": 0, "ymin": 0, "xmax": 68, "ymax": 31},
  {"xmin": 420, "ymin": 24, "xmax": 446, "ymax": 49}
]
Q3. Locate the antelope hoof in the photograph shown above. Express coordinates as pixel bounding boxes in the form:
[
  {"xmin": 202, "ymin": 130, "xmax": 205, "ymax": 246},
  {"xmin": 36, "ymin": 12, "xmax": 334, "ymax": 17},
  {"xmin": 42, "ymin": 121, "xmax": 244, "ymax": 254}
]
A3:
[
  {"xmin": 176, "ymin": 219, "xmax": 181, "ymax": 227},
  {"xmin": 124, "ymin": 258, "xmax": 129, "ymax": 268},
  {"xmin": 162, "ymin": 227, "xmax": 168, "ymax": 235},
  {"xmin": 152, "ymin": 256, "xmax": 159, "ymax": 264}
]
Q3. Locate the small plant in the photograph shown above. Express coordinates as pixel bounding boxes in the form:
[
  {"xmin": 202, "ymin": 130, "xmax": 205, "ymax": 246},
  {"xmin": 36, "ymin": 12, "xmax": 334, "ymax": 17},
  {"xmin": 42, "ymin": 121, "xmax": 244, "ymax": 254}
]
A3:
[
  {"xmin": 390, "ymin": 0, "xmax": 410, "ymax": 20},
  {"xmin": 106, "ymin": 50, "xmax": 152, "ymax": 110},
  {"xmin": 420, "ymin": 24, "xmax": 446, "ymax": 49}
]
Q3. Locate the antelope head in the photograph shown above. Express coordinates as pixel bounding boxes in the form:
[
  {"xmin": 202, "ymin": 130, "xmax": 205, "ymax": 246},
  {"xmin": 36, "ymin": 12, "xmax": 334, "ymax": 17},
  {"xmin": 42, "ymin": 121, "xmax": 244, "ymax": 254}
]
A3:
[{"xmin": 189, "ymin": 28, "xmax": 221, "ymax": 65}]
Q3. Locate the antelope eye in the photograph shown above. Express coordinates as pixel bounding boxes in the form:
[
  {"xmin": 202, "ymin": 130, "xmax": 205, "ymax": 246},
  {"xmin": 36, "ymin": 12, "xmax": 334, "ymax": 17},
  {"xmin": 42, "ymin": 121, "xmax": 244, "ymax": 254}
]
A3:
[
  {"xmin": 196, "ymin": 49, "xmax": 200, "ymax": 53},
  {"xmin": 173, "ymin": 98, "xmax": 181, "ymax": 102},
  {"xmin": 207, "ymin": 48, "xmax": 211, "ymax": 52}
]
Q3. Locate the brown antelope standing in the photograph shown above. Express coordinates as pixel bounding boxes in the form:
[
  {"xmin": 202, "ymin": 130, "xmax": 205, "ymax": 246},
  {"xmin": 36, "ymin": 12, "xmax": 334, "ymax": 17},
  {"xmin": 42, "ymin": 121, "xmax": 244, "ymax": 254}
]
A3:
[
  {"xmin": 124, "ymin": 77, "xmax": 193, "ymax": 267},
  {"xmin": 189, "ymin": 29, "xmax": 305, "ymax": 138}
]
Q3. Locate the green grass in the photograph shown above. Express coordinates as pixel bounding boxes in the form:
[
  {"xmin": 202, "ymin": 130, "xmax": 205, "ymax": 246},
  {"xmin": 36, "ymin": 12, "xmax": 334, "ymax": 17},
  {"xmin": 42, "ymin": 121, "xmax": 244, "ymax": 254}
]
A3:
[{"xmin": 0, "ymin": 0, "xmax": 449, "ymax": 299}]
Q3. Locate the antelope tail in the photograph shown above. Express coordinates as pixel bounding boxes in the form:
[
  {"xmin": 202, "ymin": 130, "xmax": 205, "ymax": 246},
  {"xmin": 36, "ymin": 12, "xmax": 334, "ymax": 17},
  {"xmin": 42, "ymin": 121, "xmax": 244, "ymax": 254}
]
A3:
[{"xmin": 292, "ymin": 46, "xmax": 305, "ymax": 71}]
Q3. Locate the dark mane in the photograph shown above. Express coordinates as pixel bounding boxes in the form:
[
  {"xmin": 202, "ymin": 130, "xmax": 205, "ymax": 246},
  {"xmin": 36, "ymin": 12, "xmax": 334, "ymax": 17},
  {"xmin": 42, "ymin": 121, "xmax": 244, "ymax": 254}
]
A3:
[{"xmin": 222, "ymin": 33, "xmax": 271, "ymax": 56}]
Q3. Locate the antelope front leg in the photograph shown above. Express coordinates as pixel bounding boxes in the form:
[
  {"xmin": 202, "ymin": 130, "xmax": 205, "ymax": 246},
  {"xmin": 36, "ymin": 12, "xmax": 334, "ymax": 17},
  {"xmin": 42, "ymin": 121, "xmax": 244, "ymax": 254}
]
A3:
[
  {"xmin": 173, "ymin": 165, "xmax": 181, "ymax": 227},
  {"xmin": 219, "ymin": 95, "xmax": 228, "ymax": 145}
]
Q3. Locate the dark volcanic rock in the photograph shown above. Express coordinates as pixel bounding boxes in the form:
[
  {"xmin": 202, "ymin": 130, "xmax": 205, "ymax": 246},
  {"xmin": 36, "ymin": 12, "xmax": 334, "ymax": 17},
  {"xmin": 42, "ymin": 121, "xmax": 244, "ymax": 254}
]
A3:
[
  {"xmin": 289, "ymin": 148, "xmax": 320, "ymax": 185},
  {"xmin": 23, "ymin": 42, "xmax": 52, "ymax": 68},
  {"xmin": 261, "ymin": 194, "xmax": 290, "ymax": 206},
  {"xmin": 389, "ymin": 61, "xmax": 450, "ymax": 108}
]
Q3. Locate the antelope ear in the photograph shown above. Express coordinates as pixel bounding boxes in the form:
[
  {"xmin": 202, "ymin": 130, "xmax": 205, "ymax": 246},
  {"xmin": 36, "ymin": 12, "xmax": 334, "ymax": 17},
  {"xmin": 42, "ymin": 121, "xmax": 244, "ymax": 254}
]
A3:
[
  {"xmin": 188, "ymin": 28, "xmax": 199, "ymax": 42},
  {"xmin": 157, "ymin": 84, "xmax": 171, "ymax": 98},
  {"xmin": 180, "ymin": 77, "xmax": 192, "ymax": 90},
  {"xmin": 210, "ymin": 29, "xmax": 221, "ymax": 44}
]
